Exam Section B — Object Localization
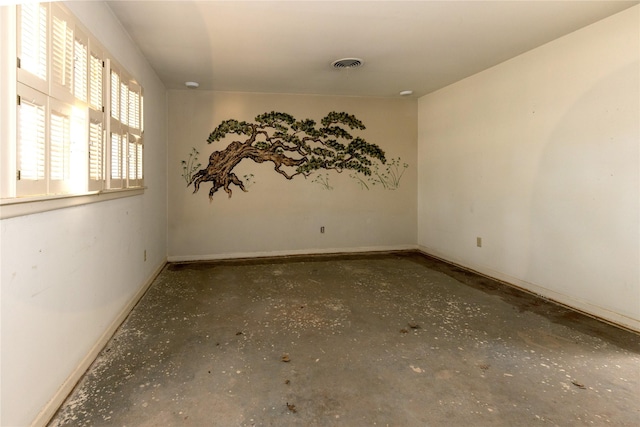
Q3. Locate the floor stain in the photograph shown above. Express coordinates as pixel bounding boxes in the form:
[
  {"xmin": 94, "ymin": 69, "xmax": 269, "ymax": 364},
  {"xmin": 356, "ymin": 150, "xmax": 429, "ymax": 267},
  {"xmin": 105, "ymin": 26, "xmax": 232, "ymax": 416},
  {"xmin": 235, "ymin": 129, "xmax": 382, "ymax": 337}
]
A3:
[{"xmin": 49, "ymin": 251, "xmax": 640, "ymax": 427}]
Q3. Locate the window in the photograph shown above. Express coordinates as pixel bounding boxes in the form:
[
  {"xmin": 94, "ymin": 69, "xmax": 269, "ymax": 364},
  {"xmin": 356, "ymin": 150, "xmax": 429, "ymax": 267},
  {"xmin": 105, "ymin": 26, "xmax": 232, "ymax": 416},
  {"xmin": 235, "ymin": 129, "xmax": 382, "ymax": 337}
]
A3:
[
  {"xmin": 50, "ymin": 5, "xmax": 74, "ymax": 101},
  {"xmin": 17, "ymin": 2, "xmax": 47, "ymax": 92},
  {"xmin": 88, "ymin": 116, "xmax": 104, "ymax": 190},
  {"xmin": 73, "ymin": 31, "xmax": 88, "ymax": 103},
  {"xmin": 16, "ymin": 83, "xmax": 47, "ymax": 196},
  {"xmin": 89, "ymin": 49, "xmax": 103, "ymax": 111},
  {"xmin": 8, "ymin": 1, "xmax": 144, "ymax": 203},
  {"xmin": 109, "ymin": 64, "xmax": 144, "ymax": 190},
  {"xmin": 87, "ymin": 43, "xmax": 105, "ymax": 191},
  {"xmin": 49, "ymin": 105, "xmax": 71, "ymax": 182}
]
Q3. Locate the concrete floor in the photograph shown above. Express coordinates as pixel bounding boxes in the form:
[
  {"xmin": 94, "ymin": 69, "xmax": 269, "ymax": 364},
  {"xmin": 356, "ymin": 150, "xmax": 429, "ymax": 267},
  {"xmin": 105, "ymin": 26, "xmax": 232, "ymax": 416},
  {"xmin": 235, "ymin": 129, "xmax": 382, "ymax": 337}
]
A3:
[{"xmin": 49, "ymin": 252, "xmax": 639, "ymax": 426}]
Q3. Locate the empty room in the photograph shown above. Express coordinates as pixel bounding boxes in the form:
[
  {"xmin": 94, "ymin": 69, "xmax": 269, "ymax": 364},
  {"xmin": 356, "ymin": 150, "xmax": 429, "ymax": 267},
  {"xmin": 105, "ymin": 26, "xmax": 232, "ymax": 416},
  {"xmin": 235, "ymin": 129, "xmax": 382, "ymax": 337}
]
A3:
[{"xmin": 1, "ymin": 1, "xmax": 638, "ymax": 426}]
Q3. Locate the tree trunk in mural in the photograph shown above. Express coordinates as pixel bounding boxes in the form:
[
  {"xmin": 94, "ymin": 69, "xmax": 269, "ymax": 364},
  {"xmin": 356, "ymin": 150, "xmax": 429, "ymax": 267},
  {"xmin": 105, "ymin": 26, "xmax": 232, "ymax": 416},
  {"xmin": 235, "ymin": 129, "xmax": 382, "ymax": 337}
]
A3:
[{"xmin": 188, "ymin": 111, "xmax": 387, "ymax": 200}]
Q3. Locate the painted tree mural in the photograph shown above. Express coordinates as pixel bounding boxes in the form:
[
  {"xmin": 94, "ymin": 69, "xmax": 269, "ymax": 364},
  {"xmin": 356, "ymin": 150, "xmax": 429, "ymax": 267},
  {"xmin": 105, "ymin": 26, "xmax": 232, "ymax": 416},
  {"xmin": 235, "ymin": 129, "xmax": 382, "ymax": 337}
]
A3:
[{"xmin": 187, "ymin": 111, "xmax": 387, "ymax": 200}]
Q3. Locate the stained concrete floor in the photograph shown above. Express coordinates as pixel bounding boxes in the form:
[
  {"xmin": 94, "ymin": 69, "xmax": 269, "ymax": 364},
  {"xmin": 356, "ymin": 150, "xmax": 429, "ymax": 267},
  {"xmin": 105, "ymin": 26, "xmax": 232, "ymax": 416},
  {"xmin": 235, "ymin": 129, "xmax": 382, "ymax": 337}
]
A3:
[{"xmin": 50, "ymin": 252, "xmax": 640, "ymax": 426}]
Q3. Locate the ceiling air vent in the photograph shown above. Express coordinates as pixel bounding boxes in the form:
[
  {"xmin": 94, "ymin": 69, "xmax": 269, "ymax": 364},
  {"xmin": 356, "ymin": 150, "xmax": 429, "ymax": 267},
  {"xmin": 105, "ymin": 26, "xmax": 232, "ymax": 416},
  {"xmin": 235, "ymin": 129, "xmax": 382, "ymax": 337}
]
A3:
[{"xmin": 332, "ymin": 58, "xmax": 363, "ymax": 69}]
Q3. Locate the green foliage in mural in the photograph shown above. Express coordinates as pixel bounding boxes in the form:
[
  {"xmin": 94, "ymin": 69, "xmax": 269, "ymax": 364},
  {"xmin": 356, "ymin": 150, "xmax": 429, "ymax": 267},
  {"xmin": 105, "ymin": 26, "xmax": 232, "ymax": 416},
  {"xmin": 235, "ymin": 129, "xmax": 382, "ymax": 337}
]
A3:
[
  {"xmin": 349, "ymin": 173, "xmax": 370, "ymax": 190},
  {"xmin": 350, "ymin": 157, "xmax": 409, "ymax": 190},
  {"xmin": 312, "ymin": 173, "xmax": 333, "ymax": 190},
  {"xmin": 180, "ymin": 147, "xmax": 201, "ymax": 184},
  {"xmin": 370, "ymin": 157, "xmax": 409, "ymax": 190},
  {"xmin": 187, "ymin": 111, "xmax": 388, "ymax": 200}
]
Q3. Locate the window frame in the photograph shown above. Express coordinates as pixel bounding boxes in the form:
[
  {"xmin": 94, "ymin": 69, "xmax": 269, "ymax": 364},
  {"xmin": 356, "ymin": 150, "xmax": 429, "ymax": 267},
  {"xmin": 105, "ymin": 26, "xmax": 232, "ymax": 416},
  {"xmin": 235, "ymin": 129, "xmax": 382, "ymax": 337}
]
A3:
[{"xmin": 1, "ymin": 2, "xmax": 145, "ymax": 219}]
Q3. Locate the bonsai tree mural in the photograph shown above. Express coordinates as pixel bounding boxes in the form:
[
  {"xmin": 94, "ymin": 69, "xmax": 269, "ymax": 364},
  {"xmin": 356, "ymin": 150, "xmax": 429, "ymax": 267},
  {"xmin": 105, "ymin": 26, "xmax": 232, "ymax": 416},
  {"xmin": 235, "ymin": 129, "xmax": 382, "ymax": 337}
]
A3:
[{"xmin": 187, "ymin": 111, "xmax": 387, "ymax": 200}]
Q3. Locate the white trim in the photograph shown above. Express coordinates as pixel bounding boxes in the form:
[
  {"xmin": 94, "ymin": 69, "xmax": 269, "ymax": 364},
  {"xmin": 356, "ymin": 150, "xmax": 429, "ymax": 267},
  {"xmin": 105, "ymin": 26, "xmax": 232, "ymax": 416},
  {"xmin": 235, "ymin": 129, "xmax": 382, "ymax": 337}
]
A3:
[
  {"xmin": 167, "ymin": 244, "xmax": 418, "ymax": 263},
  {"xmin": 417, "ymin": 245, "xmax": 640, "ymax": 333},
  {"xmin": 30, "ymin": 259, "xmax": 167, "ymax": 427},
  {"xmin": 0, "ymin": 187, "xmax": 145, "ymax": 219}
]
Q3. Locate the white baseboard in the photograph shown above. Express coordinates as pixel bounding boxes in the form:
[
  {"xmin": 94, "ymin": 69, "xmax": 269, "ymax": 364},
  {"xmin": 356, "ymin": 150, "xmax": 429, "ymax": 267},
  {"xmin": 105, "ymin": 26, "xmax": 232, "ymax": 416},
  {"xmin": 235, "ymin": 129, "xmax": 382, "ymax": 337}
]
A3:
[
  {"xmin": 417, "ymin": 246, "xmax": 640, "ymax": 333},
  {"xmin": 31, "ymin": 259, "xmax": 167, "ymax": 427},
  {"xmin": 167, "ymin": 244, "xmax": 418, "ymax": 262}
]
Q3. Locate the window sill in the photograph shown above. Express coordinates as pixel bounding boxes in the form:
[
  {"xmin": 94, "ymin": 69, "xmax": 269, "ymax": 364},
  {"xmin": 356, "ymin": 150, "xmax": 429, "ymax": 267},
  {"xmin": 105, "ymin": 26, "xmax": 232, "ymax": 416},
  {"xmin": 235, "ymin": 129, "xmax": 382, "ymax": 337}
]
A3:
[{"xmin": 0, "ymin": 187, "xmax": 145, "ymax": 219}]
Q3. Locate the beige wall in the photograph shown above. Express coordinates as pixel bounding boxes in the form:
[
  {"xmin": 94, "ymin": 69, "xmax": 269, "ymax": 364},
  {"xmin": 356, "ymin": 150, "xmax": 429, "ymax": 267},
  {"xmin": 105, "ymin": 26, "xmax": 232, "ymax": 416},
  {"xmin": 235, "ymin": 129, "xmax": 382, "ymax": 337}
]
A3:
[
  {"xmin": 168, "ymin": 91, "xmax": 417, "ymax": 260},
  {"xmin": 417, "ymin": 6, "xmax": 639, "ymax": 330}
]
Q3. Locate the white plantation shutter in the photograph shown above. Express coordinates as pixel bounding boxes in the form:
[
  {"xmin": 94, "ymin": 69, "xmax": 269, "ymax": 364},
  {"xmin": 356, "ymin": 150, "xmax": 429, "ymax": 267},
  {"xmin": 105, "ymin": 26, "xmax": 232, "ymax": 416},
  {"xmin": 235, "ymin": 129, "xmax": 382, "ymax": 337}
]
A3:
[
  {"xmin": 17, "ymin": 3, "xmax": 48, "ymax": 92},
  {"xmin": 73, "ymin": 34, "xmax": 88, "ymax": 102},
  {"xmin": 89, "ymin": 51, "xmax": 103, "ymax": 111},
  {"xmin": 18, "ymin": 95, "xmax": 46, "ymax": 180},
  {"xmin": 10, "ymin": 3, "xmax": 145, "ymax": 200},
  {"xmin": 110, "ymin": 69, "xmax": 120, "ymax": 120},
  {"xmin": 88, "ymin": 114, "xmax": 104, "ymax": 188},
  {"xmin": 125, "ymin": 83, "xmax": 143, "ymax": 187},
  {"xmin": 51, "ymin": 6, "xmax": 74, "ymax": 100},
  {"xmin": 10, "ymin": 2, "xmax": 144, "ymax": 197},
  {"xmin": 119, "ymin": 80, "xmax": 129, "ymax": 125},
  {"xmin": 88, "ymin": 47, "xmax": 105, "ymax": 191},
  {"xmin": 18, "ymin": 102, "xmax": 46, "ymax": 180},
  {"xmin": 128, "ymin": 135, "xmax": 137, "ymax": 181},
  {"xmin": 140, "ymin": 91, "xmax": 144, "ymax": 132},
  {"xmin": 121, "ymin": 134, "xmax": 128, "ymax": 182},
  {"xmin": 125, "ymin": 133, "xmax": 143, "ymax": 186},
  {"xmin": 16, "ymin": 84, "xmax": 47, "ymax": 196},
  {"xmin": 106, "ymin": 61, "xmax": 143, "ymax": 189},
  {"xmin": 49, "ymin": 110, "xmax": 70, "ymax": 181},
  {"xmin": 110, "ymin": 132, "xmax": 121, "ymax": 180},
  {"xmin": 137, "ymin": 143, "xmax": 143, "ymax": 180},
  {"xmin": 109, "ymin": 131, "xmax": 127, "ymax": 189},
  {"xmin": 128, "ymin": 87, "xmax": 140, "ymax": 130},
  {"xmin": 48, "ymin": 100, "xmax": 76, "ymax": 194},
  {"xmin": 109, "ymin": 64, "xmax": 124, "ymax": 189}
]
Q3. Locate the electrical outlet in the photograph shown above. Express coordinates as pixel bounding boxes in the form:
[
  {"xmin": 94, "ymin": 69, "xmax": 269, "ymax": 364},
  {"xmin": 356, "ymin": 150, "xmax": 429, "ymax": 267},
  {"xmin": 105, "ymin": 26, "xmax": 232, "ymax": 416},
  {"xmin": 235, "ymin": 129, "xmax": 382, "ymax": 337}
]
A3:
[
  {"xmin": 320, "ymin": 226, "xmax": 325, "ymax": 234},
  {"xmin": 476, "ymin": 237, "xmax": 482, "ymax": 247}
]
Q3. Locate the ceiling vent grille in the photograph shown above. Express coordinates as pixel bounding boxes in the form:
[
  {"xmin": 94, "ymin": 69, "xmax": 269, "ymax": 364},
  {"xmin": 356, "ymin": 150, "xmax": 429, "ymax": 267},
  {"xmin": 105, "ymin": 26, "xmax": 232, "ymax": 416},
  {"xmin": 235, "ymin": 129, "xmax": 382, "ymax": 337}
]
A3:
[{"xmin": 332, "ymin": 58, "xmax": 363, "ymax": 69}]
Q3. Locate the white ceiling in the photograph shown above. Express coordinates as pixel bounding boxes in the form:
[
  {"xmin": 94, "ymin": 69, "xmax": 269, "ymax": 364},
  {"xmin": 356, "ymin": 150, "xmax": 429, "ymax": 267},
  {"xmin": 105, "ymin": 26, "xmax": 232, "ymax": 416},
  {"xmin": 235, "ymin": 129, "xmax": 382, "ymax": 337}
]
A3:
[{"xmin": 106, "ymin": 0, "xmax": 638, "ymax": 98}]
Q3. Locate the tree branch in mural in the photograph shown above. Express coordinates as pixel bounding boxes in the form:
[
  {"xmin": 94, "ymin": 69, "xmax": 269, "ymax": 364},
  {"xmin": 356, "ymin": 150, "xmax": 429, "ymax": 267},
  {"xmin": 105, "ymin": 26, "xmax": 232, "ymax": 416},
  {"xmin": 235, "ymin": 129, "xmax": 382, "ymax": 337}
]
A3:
[{"xmin": 187, "ymin": 111, "xmax": 386, "ymax": 200}]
